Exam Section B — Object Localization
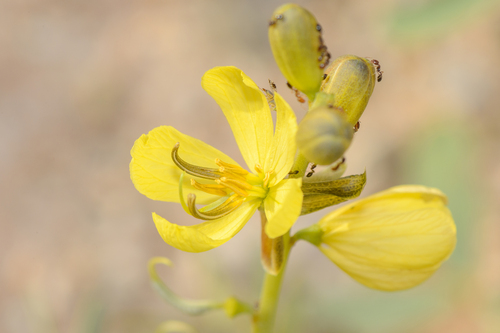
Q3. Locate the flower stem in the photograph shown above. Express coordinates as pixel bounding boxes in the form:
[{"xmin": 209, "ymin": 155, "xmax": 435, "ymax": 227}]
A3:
[{"xmin": 252, "ymin": 232, "xmax": 291, "ymax": 333}]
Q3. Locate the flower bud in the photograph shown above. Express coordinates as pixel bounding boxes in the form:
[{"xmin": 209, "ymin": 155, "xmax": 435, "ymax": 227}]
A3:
[
  {"xmin": 317, "ymin": 185, "xmax": 456, "ymax": 291},
  {"xmin": 296, "ymin": 106, "xmax": 353, "ymax": 165},
  {"xmin": 321, "ymin": 55, "xmax": 376, "ymax": 125},
  {"xmin": 269, "ymin": 4, "xmax": 329, "ymax": 100}
]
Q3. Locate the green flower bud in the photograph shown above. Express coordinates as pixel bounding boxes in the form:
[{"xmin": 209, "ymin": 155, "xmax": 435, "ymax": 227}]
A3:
[
  {"xmin": 321, "ymin": 55, "xmax": 377, "ymax": 125},
  {"xmin": 269, "ymin": 4, "xmax": 329, "ymax": 100},
  {"xmin": 296, "ymin": 106, "xmax": 354, "ymax": 165}
]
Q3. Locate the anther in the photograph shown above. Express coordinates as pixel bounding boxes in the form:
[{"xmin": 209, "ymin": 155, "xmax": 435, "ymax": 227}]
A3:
[
  {"xmin": 215, "ymin": 159, "xmax": 249, "ymax": 175},
  {"xmin": 255, "ymin": 164, "xmax": 264, "ymax": 174},
  {"xmin": 263, "ymin": 170, "xmax": 274, "ymax": 188}
]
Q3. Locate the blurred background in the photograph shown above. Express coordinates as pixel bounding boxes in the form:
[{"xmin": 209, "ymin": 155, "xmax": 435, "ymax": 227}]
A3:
[{"xmin": 1, "ymin": 0, "xmax": 500, "ymax": 332}]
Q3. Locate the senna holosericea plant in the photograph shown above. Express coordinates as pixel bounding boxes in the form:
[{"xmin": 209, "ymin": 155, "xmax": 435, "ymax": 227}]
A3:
[{"xmin": 130, "ymin": 3, "xmax": 456, "ymax": 332}]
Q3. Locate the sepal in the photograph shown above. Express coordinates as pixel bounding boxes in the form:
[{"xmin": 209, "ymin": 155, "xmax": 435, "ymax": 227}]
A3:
[{"xmin": 300, "ymin": 171, "xmax": 366, "ymax": 215}]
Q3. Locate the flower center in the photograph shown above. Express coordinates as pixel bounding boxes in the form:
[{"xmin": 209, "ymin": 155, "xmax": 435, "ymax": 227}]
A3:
[{"xmin": 172, "ymin": 143, "xmax": 266, "ymax": 220}]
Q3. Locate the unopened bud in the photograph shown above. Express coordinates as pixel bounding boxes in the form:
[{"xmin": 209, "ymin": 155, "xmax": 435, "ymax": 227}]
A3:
[
  {"xmin": 269, "ymin": 4, "xmax": 329, "ymax": 100},
  {"xmin": 321, "ymin": 55, "xmax": 376, "ymax": 125},
  {"xmin": 296, "ymin": 106, "xmax": 353, "ymax": 165}
]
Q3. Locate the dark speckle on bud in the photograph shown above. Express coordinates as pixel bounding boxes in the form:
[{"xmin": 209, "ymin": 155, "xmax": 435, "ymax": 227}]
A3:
[{"xmin": 316, "ymin": 24, "xmax": 322, "ymax": 32}]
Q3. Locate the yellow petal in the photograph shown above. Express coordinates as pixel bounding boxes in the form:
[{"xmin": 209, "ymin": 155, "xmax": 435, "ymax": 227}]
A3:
[
  {"xmin": 318, "ymin": 185, "xmax": 456, "ymax": 291},
  {"xmin": 263, "ymin": 92, "xmax": 298, "ymax": 187},
  {"xmin": 202, "ymin": 67, "xmax": 273, "ymax": 173},
  {"xmin": 264, "ymin": 178, "xmax": 303, "ymax": 238},
  {"xmin": 130, "ymin": 126, "xmax": 240, "ymax": 204},
  {"xmin": 153, "ymin": 200, "xmax": 260, "ymax": 252}
]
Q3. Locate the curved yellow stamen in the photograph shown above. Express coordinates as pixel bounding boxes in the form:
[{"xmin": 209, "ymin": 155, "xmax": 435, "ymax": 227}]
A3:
[
  {"xmin": 215, "ymin": 159, "xmax": 249, "ymax": 175},
  {"xmin": 190, "ymin": 179, "xmax": 228, "ymax": 197},
  {"xmin": 218, "ymin": 167, "xmax": 248, "ymax": 183},
  {"xmin": 187, "ymin": 193, "xmax": 244, "ymax": 220},
  {"xmin": 216, "ymin": 178, "xmax": 249, "ymax": 197}
]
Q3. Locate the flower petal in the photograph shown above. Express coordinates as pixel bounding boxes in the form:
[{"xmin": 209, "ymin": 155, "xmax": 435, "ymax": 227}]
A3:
[
  {"xmin": 264, "ymin": 178, "xmax": 303, "ymax": 238},
  {"xmin": 201, "ymin": 66, "xmax": 273, "ymax": 173},
  {"xmin": 263, "ymin": 92, "xmax": 298, "ymax": 187},
  {"xmin": 153, "ymin": 200, "xmax": 260, "ymax": 252},
  {"xmin": 130, "ymin": 126, "xmax": 240, "ymax": 204},
  {"xmin": 318, "ymin": 185, "xmax": 457, "ymax": 291}
]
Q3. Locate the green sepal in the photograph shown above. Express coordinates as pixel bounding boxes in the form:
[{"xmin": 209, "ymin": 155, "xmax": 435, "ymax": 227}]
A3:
[
  {"xmin": 260, "ymin": 208, "xmax": 286, "ymax": 276},
  {"xmin": 300, "ymin": 171, "xmax": 366, "ymax": 215}
]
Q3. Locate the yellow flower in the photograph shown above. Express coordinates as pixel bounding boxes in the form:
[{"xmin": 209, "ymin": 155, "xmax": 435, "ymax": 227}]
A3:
[
  {"xmin": 130, "ymin": 66, "xmax": 302, "ymax": 252},
  {"xmin": 317, "ymin": 185, "xmax": 456, "ymax": 291}
]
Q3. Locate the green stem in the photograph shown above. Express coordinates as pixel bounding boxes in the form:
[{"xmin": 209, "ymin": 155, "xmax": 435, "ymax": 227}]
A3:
[
  {"xmin": 251, "ymin": 96, "xmax": 315, "ymax": 332},
  {"xmin": 252, "ymin": 232, "xmax": 291, "ymax": 333}
]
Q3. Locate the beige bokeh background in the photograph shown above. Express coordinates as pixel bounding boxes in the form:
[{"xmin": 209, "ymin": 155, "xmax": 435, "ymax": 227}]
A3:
[{"xmin": 1, "ymin": 0, "xmax": 500, "ymax": 332}]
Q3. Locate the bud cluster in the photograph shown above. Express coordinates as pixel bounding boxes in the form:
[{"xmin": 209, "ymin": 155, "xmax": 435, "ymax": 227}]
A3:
[{"xmin": 268, "ymin": 3, "xmax": 380, "ymax": 167}]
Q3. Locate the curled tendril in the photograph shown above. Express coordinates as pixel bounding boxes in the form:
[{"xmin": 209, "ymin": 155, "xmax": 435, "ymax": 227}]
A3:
[{"xmin": 148, "ymin": 257, "xmax": 253, "ymax": 318}]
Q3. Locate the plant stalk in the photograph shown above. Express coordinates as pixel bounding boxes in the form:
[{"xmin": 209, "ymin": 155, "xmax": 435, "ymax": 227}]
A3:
[{"xmin": 252, "ymin": 231, "xmax": 291, "ymax": 333}]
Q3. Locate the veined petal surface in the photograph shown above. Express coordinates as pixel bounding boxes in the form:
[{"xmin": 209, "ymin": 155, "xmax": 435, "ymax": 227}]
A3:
[
  {"xmin": 130, "ymin": 126, "xmax": 240, "ymax": 204},
  {"xmin": 318, "ymin": 185, "xmax": 456, "ymax": 291},
  {"xmin": 202, "ymin": 67, "xmax": 273, "ymax": 173},
  {"xmin": 263, "ymin": 93, "xmax": 298, "ymax": 187},
  {"xmin": 264, "ymin": 178, "xmax": 303, "ymax": 238},
  {"xmin": 153, "ymin": 200, "xmax": 260, "ymax": 252}
]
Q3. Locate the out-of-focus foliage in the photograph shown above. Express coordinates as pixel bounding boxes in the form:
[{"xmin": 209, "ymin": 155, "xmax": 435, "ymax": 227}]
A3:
[{"xmin": 386, "ymin": 0, "xmax": 500, "ymax": 44}]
